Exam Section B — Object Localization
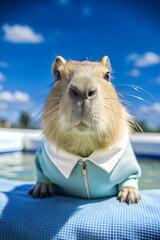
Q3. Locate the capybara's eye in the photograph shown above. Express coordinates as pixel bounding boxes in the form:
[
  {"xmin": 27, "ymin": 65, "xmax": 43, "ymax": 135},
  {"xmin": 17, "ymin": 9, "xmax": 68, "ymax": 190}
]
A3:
[
  {"xmin": 104, "ymin": 72, "xmax": 110, "ymax": 82},
  {"xmin": 55, "ymin": 71, "xmax": 61, "ymax": 81}
]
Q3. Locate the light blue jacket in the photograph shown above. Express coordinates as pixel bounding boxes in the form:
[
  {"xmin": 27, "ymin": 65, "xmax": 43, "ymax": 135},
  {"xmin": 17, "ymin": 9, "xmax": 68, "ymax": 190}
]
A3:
[{"xmin": 35, "ymin": 142, "xmax": 141, "ymax": 199}]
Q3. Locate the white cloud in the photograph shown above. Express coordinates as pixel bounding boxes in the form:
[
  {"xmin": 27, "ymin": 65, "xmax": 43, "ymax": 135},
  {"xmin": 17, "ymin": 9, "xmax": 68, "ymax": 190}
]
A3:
[
  {"xmin": 126, "ymin": 52, "xmax": 160, "ymax": 67},
  {"xmin": 127, "ymin": 68, "xmax": 141, "ymax": 77},
  {"xmin": 0, "ymin": 91, "xmax": 13, "ymax": 101},
  {"xmin": 0, "ymin": 91, "xmax": 30, "ymax": 102},
  {"xmin": 135, "ymin": 52, "xmax": 160, "ymax": 67},
  {"xmin": 0, "ymin": 72, "xmax": 6, "ymax": 81},
  {"xmin": 0, "ymin": 61, "xmax": 8, "ymax": 68},
  {"xmin": 0, "ymin": 85, "xmax": 3, "ymax": 91},
  {"xmin": 126, "ymin": 53, "xmax": 139, "ymax": 62},
  {"xmin": 14, "ymin": 91, "xmax": 30, "ymax": 102},
  {"xmin": 3, "ymin": 24, "xmax": 44, "ymax": 43},
  {"xmin": 140, "ymin": 103, "xmax": 160, "ymax": 114},
  {"xmin": 139, "ymin": 102, "xmax": 160, "ymax": 129}
]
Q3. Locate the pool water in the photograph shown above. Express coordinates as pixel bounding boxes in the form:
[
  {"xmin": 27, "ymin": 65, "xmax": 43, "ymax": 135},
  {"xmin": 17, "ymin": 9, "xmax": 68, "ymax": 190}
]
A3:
[
  {"xmin": 0, "ymin": 153, "xmax": 36, "ymax": 182},
  {"xmin": 0, "ymin": 153, "xmax": 160, "ymax": 189}
]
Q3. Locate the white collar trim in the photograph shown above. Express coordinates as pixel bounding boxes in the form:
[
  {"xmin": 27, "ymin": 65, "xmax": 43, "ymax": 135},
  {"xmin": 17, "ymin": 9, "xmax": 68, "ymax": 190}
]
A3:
[{"xmin": 43, "ymin": 134, "xmax": 129, "ymax": 179}]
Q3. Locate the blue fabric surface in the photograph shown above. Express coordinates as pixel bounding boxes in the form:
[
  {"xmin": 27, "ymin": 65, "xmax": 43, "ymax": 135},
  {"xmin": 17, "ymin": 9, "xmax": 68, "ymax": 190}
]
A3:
[{"xmin": 0, "ymin": 179, "xmax": 160, "ymax": 240}]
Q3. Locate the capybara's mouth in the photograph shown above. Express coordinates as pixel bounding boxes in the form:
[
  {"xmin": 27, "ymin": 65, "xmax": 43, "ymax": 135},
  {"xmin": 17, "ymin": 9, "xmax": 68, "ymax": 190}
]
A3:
[{"xmin": 75, "ymin": 121, "xmax": 91, "ymax": 132}]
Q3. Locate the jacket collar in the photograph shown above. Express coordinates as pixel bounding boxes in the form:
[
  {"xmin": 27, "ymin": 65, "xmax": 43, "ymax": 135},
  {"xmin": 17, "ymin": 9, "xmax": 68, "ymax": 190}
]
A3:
[{"xmin": 43, "ymin": 134, "xmax": 129, "ymax": 179}]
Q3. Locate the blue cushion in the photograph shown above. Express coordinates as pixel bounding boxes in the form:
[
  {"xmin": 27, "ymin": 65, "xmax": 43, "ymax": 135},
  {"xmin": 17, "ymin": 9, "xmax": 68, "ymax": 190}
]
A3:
[{"xmin": 0, "ymin": 179, "xmax": 160, "ymax": 240}]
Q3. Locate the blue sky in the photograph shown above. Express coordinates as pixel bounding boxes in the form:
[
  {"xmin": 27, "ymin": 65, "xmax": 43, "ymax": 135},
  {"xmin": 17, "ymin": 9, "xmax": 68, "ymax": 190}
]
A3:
[{"xmin": 0, "ymin": 0, "xmax": 160, "ymax": 129}]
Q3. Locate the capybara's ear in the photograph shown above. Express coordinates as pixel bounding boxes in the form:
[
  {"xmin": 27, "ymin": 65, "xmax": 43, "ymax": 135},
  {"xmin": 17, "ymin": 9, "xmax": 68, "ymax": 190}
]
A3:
[
  {"xmin": 52, "ymin": 56, "xmax": 66, "ymax": 75},
  {"xmin": 100, "ymin": 56, "xmax": 112, "ymax": 72}
]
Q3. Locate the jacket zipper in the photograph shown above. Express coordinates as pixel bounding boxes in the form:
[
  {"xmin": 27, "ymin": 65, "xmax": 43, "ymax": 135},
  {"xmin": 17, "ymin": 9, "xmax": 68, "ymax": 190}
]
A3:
[{"xmin": 82, "ymin": 161, "xmax": 90, "ymax": 199}]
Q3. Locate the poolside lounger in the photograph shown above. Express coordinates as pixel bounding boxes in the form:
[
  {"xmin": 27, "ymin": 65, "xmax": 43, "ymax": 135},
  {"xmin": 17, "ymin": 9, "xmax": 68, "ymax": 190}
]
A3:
[{"xmin": 0, "ymin": 179, "xmax": 159, "ymax": 240}]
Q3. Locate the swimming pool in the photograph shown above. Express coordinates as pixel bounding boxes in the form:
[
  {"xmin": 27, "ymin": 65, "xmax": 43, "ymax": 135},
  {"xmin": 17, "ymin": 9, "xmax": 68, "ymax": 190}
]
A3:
[{"xmin": 0, "ymin": 152, "xmax": 160, "ymax": 189}]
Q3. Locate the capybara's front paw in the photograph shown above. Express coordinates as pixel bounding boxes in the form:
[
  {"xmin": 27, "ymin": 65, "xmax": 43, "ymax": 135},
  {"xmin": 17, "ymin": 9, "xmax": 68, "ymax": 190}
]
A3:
[
  {"xmin": 118, "ymin": 187, "xmax": 141, "ymax": 205},
  {"xmin": 29, "ymin": 182, "xmax": 54, "ymax": 198}
]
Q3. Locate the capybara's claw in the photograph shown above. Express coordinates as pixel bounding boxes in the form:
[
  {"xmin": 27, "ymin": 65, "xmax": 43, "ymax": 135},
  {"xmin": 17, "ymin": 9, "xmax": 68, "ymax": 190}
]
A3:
[
  {"xmin": 118, "ymin": 187, "xmax": 141, "ymax": 204},
  {"xmin": 29, "ymin": 182, "xmax": 54, "ymax": 198}
]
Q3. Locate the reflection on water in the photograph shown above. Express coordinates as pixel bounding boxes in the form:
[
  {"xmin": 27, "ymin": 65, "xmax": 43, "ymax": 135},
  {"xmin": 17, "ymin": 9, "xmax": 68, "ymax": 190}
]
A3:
[
  {"xmin": 0, "ymin": 153, "xmax": 160, "ymax": 189},
  {"xmin": 0, "ymin": 153, "xmax": 36, "ymax": 181}
]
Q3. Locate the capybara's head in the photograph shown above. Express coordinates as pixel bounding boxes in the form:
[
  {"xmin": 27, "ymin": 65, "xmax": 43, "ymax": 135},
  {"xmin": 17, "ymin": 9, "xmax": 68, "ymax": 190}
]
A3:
[{"xmin": 43, "ymin": 56, "xmax": 129, "ymax": 157}]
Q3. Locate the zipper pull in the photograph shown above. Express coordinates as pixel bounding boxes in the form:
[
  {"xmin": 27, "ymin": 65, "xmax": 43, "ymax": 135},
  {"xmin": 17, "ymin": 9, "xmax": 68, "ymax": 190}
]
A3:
[{"xmin": 83, "ymin": 162, "xmax": 87, "ymax": 175}]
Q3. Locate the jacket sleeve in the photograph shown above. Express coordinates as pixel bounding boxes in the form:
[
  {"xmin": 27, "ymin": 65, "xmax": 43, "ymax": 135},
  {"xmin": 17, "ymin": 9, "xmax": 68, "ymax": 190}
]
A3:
[
  {"xmin": 35, "ymin": 148, "xmax": 52, "ymax": 184},
  {"xmin": 117, "ymin": 141, "xmax": 141, "ymax": 191},
  {"xmin": 118, "ymin": 178, "xmax": 139, "ymax": 190}
]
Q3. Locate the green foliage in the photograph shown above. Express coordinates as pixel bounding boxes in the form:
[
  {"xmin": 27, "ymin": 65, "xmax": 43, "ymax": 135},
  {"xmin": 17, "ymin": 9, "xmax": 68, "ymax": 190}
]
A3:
[
  {"xmin": 19, "ymin": 112, "xmax": 30, "ymax": 128},
  {"xmin": 133, "ymin": 121, "xmax": 160, "ymax": 133}
]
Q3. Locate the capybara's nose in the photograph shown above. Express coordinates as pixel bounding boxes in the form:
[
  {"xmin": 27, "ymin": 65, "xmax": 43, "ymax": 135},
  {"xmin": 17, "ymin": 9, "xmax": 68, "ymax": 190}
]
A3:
[
  {"xmin": 69, "ymin": 84, "xmax": 97, "ymax": 101},
  {"xmin": 69, "ymin": 73, "xmax": 98, "ymax": 103}
]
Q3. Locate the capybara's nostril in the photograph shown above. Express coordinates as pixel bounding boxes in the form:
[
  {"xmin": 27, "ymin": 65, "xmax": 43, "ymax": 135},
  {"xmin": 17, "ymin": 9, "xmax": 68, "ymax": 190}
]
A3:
[
  {"xmin": 88, "ymin": 89, "xmax": 97, "ymax": 98},
  {"xmin": 69, "ymin": 85, "xmax": 80, "ymax": 99},
  {"xmin": 69, "ymin": 84, "xmax": 97, "ymax": 101},
  {"xmin": 72, "ymin": 88, "xmax": 79, "ymax": 97}
]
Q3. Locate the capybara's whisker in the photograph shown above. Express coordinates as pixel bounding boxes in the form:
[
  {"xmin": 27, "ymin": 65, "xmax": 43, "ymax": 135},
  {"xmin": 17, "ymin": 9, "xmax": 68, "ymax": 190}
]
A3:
[{"xmin": 115, "ymin": 84, "xmax": 156, "ymax": 101}]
